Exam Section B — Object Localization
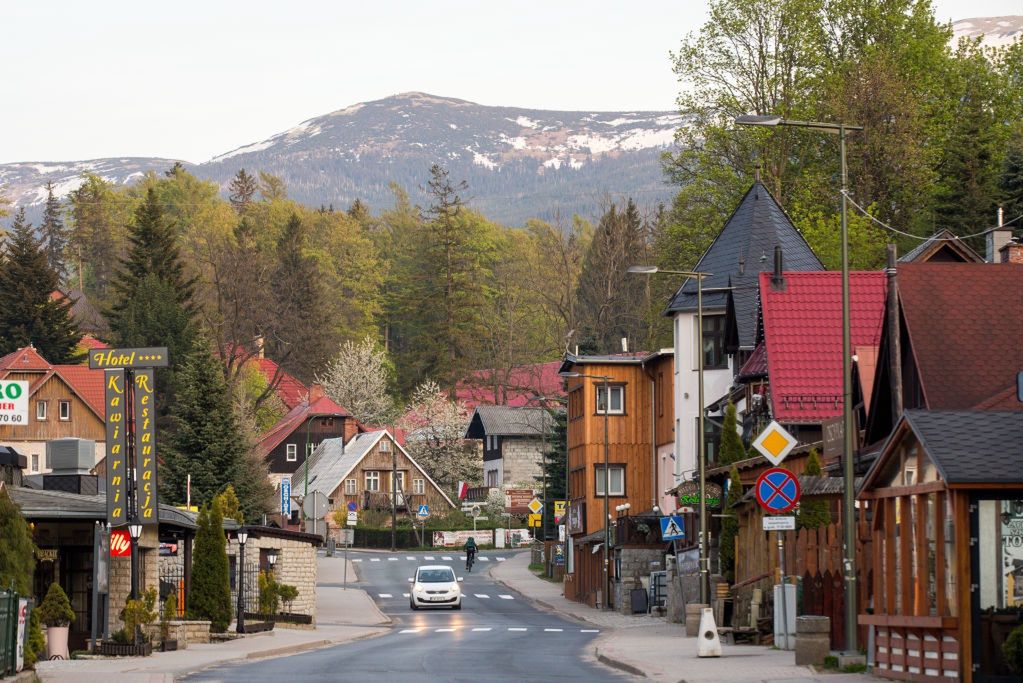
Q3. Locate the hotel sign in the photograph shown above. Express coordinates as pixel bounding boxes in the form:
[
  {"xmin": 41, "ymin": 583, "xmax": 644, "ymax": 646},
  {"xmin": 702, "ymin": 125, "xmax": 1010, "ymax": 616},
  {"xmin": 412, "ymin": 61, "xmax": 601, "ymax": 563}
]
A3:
[
  {"xmin": 105, "ymin": 369, "xmax": 128, "ymax": 526},
  {"xmin": 89, "ymin": 347, "xmax": 169, "ymax": 370},
  {"xmin": 134, "ymin": 369, "xmax": 158, "ymax": 524}
]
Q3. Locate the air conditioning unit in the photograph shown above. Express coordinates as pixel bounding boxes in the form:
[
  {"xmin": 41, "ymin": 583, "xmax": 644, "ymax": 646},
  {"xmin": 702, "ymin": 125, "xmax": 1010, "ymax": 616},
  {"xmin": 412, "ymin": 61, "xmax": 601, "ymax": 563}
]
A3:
[{"xmin": 47, "ymin": 438, "xmax": 96, "ymax": 473}]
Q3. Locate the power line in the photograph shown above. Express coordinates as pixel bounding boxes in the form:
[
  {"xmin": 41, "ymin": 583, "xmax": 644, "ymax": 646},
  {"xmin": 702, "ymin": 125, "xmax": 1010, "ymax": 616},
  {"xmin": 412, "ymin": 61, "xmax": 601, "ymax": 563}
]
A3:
[{"xmin": 842, "ymin": 189, "xmax": 1022, "ymax": 241}]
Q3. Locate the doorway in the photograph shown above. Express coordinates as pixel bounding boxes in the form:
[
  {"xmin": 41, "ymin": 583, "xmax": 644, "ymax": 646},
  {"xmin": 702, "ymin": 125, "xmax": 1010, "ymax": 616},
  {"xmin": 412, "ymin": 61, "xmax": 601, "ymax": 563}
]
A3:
[{"xmin": 972, "ymin": 497, "xmax": 1023, "ymax": 681}]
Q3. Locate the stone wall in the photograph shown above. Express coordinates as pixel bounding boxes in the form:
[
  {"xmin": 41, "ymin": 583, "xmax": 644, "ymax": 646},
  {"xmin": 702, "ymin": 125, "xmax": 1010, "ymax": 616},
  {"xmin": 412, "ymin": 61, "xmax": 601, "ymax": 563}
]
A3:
[
  {"xmin": 108, "ymin": 526, "xmax": 160, "ymax": 633},
  {"xmin": 614, "ymin": 548, "xmax": 665, "ymax": 615},
  {"xmin": 500, "ymin": 437, "xmax": 542, "ymax": 487},
  {"xmin": 227, "ymin": 533, "xmax": 317, "ymax": 626},
  {"xmin": 144, "ymin": 619, "xmax": 211, "ymax": 648}
]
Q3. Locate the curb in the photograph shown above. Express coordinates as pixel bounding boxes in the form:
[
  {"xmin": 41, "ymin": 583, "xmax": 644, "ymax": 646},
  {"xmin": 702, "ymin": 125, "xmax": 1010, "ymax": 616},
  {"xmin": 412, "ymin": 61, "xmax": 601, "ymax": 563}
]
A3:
[
  {"xmin": 595, "ymin": 648, "xmax": 648, "ymax": 679},
  {"xmin": 486, "ymin": 558, "xmax": 606, "ymax": 629},
  {"xmin": 241, "ymin": 627, "xmax": 388, "ymax": 660}
]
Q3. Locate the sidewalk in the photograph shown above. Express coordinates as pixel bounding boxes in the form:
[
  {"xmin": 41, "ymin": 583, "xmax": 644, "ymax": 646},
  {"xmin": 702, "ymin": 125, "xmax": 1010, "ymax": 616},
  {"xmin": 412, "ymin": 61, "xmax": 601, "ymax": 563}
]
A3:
[
  {"xmin": 489, "ymin": 552, "xmax": 882, "ymax": 683},
  {"xmin": 35, "ymin": 556, "xmax": 389, "ymax": 682}
]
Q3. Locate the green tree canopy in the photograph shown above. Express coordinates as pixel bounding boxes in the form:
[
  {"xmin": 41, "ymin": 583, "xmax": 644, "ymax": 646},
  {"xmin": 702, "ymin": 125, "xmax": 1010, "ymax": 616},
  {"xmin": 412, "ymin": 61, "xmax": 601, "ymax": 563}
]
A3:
[
  {"xmin": 0, "ymin": 484, "xmax": 36, "ymax": 595},
  {"xmin": 188, "ymin": 500, "xmax": 232, "ymax": 632}
]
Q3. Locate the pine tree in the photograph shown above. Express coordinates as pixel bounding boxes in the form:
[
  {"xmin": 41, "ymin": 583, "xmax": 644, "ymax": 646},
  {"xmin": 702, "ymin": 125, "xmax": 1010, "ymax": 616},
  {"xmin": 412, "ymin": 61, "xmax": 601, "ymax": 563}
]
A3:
[
  {"xmin": 188, "ymin": 499, "xmax": 232, "ymax": 632},
  {"xmin": 0, "ymin": 484, "xmax": 36, "ymax": 595},
  {"xmin": 161, "ymin": 341, "xmax": 248, "ymax": 510},
  {"xmin": 1000, "ymin": 128, "xmax": 1023, "ymax": 221},
  {"xmin": 717, "ymin": 401, "xmax": 746, "ymax": 466},
  {"xmin": 229, "ymin": 169, "xmax": 257, "ymax": 212},
  {"xmin": 534, "ymin": 408, "xmax": 567, "ymax": 541},
  {"xmin": 0, "ymin": 208, "xmax": 81, "ymax": 362},
  {"xmin": 797, "ymin": 449, "xmax": 831, "ymax": 530},
  {"xmin": 718, "ymin": 466, "xmax": 743, "ymax": 582},
  {"xmin": 39, "ymin": 182, "xmax": 69, "ymax": 285}
]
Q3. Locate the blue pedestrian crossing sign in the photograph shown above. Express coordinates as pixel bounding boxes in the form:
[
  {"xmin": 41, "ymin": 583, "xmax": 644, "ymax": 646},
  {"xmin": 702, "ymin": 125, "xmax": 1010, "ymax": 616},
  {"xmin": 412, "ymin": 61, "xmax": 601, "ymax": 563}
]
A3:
[
  {"xmin": 417, "ymin": 504, "xmax": 430, "ymax": 518},
  {"xmin": 659, "ymin": 515, "xmax": 686, "ymax": 541}
]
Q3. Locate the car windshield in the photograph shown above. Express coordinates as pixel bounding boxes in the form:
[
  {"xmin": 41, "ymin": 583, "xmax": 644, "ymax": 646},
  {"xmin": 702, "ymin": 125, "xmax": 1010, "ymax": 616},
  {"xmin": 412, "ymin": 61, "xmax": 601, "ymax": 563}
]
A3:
[{"xmin": 418, "ymin": 569, "xmax": 455, "ymax": 583}]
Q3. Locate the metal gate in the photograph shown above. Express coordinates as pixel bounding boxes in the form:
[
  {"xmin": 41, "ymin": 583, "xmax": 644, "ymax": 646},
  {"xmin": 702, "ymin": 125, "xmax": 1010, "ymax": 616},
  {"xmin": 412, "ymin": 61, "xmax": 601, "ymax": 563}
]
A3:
[{"xmin": 0, "ymin": 587, "xmax": 19, "ymax": 677}]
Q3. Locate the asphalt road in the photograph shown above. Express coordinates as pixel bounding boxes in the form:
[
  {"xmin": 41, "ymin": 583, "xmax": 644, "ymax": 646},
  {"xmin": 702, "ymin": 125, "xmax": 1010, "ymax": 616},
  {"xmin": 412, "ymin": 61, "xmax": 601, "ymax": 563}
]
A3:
[{"xmin": 188, "ymin": 549, "xmax": 626, "ymax": 682}]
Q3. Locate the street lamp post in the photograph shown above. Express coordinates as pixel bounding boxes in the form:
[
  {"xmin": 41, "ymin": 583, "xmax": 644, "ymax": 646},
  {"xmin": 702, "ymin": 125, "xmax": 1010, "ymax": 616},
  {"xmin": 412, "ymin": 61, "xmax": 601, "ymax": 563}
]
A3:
[
  {"xmin": 627, "ymin": 265, "xmax": 712, "ymax": 604},
  {"xmin": 559, "ymin": 372, "xmax": 612, "ymax": 610},
  {"xmin": 734, "ymin": 114, "xmax": 862, "ymax": 653},
  {"xmin": 127, "ymin": 520, "xmax": 143, "ymax": 645},
  {"xmin": 236, "ymin": 528, "xmax": 249, "ymax": 633}
]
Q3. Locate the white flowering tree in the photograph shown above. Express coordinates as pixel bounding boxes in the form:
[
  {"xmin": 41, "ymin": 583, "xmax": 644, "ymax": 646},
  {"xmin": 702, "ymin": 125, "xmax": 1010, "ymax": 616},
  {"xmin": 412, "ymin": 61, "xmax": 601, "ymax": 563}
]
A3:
[
  {"xmin": 398, "ymin": 380, "xmax": 480, "ymax": 494},
  {"xmin": 317, "ymin": 338, "xmax": 397, "ymax": 426}
]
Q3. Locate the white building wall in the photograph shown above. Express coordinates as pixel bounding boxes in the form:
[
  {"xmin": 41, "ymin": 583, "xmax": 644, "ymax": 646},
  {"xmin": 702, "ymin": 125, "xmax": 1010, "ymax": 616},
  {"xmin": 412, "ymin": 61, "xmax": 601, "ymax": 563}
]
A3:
[
  {"xmin": 657, "ymin": 443, "xmax": 677, "ymax": 514},
  {"xmin": 673, "ymin": 310, "xmax": 734, "ymax": 486}
]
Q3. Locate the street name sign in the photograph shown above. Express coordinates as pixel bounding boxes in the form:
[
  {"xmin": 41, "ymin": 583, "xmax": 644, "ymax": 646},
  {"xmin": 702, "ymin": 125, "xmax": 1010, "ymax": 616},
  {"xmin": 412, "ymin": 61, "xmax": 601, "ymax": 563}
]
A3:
[
  {"xmin": 659, "ymin": 515, "xmax": 686, "ymax": 541},
  {"xmin": 281, "ymin": 479, "xmax": 291, "ymax": 515},
  {"xmin": 763, "ymin": 516, "xmax": 796, "ymax": 531},
  {"xmin": 755, "ymin": 468, "xmax": 802, "ymax": 515},
  {"xmin": 0, "ymin": 380, "xmax": 28, "ymax": 425},
  {"xmin": 752, "ymin": 420, "xmax": 798, "ymax": 466}
]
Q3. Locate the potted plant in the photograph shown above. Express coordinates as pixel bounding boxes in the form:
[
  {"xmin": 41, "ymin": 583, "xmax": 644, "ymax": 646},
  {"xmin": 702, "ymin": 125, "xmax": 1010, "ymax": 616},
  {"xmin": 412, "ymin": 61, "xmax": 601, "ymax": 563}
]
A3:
[
  {"xmin": 38, "ymin": 583, "xmax": 75, "ymax": 660},
  {"xmin": 160, "ymin": 592, "xmax": 178, "ymax": 651}
]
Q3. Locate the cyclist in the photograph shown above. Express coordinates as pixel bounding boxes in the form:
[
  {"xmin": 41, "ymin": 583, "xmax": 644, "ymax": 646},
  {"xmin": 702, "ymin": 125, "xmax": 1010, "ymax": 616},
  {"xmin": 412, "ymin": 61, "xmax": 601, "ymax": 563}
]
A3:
[{"xmin": 464, "ymin": 537, "xmax": 478, "ymax": 571}]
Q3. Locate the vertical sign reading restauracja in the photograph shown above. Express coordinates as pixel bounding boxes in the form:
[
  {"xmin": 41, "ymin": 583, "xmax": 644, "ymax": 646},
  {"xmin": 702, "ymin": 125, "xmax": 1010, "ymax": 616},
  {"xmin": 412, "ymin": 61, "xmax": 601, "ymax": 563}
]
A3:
[
  {"xmin": 105, "ymin": 369, "xmax": 128, "ymax": 525},
  {"xmin": 134, "ymin": 369, "xmax": 158, "ymax": 524}
]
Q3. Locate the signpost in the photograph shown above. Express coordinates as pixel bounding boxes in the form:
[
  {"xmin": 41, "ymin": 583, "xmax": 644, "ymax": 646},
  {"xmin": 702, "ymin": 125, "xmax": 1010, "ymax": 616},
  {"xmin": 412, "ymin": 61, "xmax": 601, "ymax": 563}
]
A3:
[
  {"xmin": 418, "ymin": 504, "xmax": 430, "ymax": 519},
  {"xmin": 755, "ymin": 466, "xmax": 802, "ymax": 650},
  {"xmin": 528, "ymin": 513, "xmax": 542, "ymax": 528},
  {"xmin": 527, "ymin": 497, "xmax": 543, "ymax": 515},
  {"xmin": 751, "ymin": 420, "xmax": 798, "ymax": 467},
  {"xmin": 346, "ymin": 500, "xmax": 358, "ymax": 526},
  {"xmin": 675, "ymin": 480, "xmax": 723, "ymax": 508},
  {"xmin": 281, "ymin": 479, "xmax": 291, "ymax": 516},
  {"xmin": 0, "ymin": 380, "xmax": 28, "ymax": 425},
  {"xmin": 659, "ymin": 515, "xmax": 686, "ymax": 541},
  {"xmin": 303, "ymin": 491, "xmax": 329, "ymax": 537}
]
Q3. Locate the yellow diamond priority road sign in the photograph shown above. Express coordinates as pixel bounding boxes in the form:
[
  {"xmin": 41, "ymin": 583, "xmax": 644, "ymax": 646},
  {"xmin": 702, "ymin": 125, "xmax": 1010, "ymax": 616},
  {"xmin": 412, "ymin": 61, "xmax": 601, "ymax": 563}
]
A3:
[
  {"xmin": 752, "ymin": 420, "xmax": 798, "ymax": 467},
  {"xmin": 527, "ymin": 497, "xmax": 543, "ymax": 515}
]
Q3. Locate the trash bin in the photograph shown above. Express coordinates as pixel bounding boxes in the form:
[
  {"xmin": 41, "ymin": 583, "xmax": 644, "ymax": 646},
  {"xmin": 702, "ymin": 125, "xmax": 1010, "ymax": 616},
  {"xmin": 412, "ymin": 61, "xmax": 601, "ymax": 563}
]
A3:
[
  {"xmin": 327, "ymin": 537, "xmax": 336, "ymax": 557},
  {"xmin": 630, "ymin": 588, "xmax": 649, "ymax": 614}
]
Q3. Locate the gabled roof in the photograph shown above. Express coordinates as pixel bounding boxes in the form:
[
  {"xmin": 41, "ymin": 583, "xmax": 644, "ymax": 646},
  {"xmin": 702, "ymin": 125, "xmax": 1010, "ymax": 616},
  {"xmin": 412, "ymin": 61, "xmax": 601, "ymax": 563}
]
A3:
[
  {"xmin": 252, "ymin": 357, "xmax": 308, "ymax": 410},
  {"xmin": 455, "ymin": 361, "xmax": 565, "ymax": 410},
  {"xmin": 0, "ymin": 346, "xmax": 51, "ymax": 371},
  {"xmin": 759, "ymin": 271, "xmax": 886, "ymax": 423},
  {"xmin": 304, "ymin": 430, "xmax": 456, "ymax": 508},
  {"xmin": 867, "ymin": 411, "xmax": 1023, "ymax": 487},
  {"xmin": 255, "ymin": 394, "xmax": 352, "ymax": 457},
  {"xmin": 854, "ymin": 345, "xmax": 879, "ymax": 417},
  {"xmin": 898, "ymin": 229, "xmax": 984, "ymax": 264},
  {"xmin": 464, "ymin": 405, "xmax": 556, "ymax": 439},
  {"xmin": 898, "ymin": 263, "xmax": 1023, "ymax": 411},
  {"xmin": 736, "ymin": 342, "xmax": 768, "ymax": 380},
  {"xmin": 666, "ymin": 181, "xmax": 823, "ymax": 314},
  {"xmin": 0, "ymin": 347, "xmax": 105, "ymax": 419}
]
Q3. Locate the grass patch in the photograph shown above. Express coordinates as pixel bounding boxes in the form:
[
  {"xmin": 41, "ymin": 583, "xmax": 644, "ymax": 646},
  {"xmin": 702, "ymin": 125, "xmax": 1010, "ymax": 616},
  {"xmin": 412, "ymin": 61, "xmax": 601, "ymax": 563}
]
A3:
[
  {"xmin": 842, "ymin": 663, "xmax": 867, "ymax": 673},
  {"xmin": 822, "ymin": 655, "xmax": 840, "ymax": 670}
]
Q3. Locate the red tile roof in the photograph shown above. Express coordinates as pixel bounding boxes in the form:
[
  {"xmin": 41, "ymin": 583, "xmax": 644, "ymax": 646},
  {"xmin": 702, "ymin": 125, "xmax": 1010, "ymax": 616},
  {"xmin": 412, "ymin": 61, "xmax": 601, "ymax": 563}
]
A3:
[
  {"xmin": 898, "ymin": 263, "xmax": 1023, "ymax": 411},
  {"xmin": 455, "ymin": 361, "xmax": 565, "ymax": 410},
  {"xmin": 0, "ymin": 347, "xmax": 52, "ymax": 371},
  {"xmin": 53, "ymin": 365, "xmax": 106, "ymax": 418},
  {"xmin": 760, "ymin": 271, "xmax": 887, "ymax": 423},
  {"xmin": 255, "ymin": 394, "xmax": 352, "ymax": 456},
  {"xmin": 78, "ymin": 335, "xmax": 108, "ymax": 351},
  {"xmin": 252, "ymin": 357, "xmax": 308, "ymax": 410},
  {"xmin": 737, "ymin": 342, "xmax": 768, "ymax": 379}
]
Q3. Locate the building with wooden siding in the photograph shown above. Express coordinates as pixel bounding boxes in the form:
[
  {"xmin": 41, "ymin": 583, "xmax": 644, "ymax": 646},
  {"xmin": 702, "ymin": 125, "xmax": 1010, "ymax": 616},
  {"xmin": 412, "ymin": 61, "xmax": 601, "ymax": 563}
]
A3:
[
  {"xmin": 0, "ymin": 346, "xmax": 106, "ymax": 474},
  {"xmin": 304, "ymin": 430, "xmax": 455, "ymax": 538}
]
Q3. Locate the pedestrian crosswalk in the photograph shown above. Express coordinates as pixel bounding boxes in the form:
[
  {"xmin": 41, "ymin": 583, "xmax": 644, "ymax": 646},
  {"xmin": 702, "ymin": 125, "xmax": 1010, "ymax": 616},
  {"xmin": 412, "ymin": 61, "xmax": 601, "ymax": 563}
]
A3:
[
  {"xmin": 377, "ymin": 592, "xmax": 515, "ymax": 601},
  {"xmin": 351, "ymin": 555, "xmax": 506, "ymax": 563},
  {"xmin": 397, "ymin": 627, "xmax": 596, "ymax": 635}
]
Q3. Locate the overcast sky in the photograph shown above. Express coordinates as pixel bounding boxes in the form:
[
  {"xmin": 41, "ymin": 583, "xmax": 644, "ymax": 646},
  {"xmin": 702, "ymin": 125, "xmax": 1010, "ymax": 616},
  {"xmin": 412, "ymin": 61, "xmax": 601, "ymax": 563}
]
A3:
[{"xmin": 0, "ymin": 0, "xmax": 1018, "ymax": 164}]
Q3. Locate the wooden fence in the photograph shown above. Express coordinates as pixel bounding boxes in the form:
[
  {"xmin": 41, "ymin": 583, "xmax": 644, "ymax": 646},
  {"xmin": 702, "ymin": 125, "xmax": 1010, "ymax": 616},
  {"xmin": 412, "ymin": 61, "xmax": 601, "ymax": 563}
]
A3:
[{"xmin": 732, "ymin": 513, "xmax": 873, "ymax": 648}]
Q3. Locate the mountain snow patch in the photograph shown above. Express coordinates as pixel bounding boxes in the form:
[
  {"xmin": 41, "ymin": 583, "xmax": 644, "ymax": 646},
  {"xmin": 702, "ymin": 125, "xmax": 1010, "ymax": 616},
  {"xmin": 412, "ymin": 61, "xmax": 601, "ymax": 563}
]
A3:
[
  {"xmin": 210, "ymin": 139, "xmax": 274, "ymax": 162},
  {"xmin": 469, "ymin": 148, "xmax": 498, "ymax": 170},
  {"xmin": 510, "ymin": 116, "xmax": 540, "ymax": 129}
]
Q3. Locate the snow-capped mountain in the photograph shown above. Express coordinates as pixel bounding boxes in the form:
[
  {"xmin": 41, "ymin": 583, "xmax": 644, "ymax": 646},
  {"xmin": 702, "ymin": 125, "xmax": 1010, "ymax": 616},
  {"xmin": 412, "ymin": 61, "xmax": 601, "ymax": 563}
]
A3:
[
  {"xmin": 952, "ymin": 16, "xmax": 1023, "ymax": 48},
  {"xmin": 1, "ymin": 92, "xmax": 683, "ymax": 226}
]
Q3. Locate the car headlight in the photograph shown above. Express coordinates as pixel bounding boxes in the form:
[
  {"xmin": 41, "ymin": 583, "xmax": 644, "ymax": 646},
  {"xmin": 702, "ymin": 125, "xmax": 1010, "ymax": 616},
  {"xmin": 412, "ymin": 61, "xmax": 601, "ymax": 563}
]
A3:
[{"xmin": 413, "ymin": 584, "xmax": 423, "ymax": 592}]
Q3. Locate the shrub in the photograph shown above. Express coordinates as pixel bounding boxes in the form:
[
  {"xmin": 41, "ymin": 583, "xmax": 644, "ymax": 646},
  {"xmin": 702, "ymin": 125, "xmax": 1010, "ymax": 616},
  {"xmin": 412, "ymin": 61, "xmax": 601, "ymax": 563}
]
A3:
[
  {"xmin": 121, "ymin": 588, "xmax": 158, "ymax": 643},
  {"xmin": 1004, "ymin": 623, "xmax": 1023, "ymax": 675},
  {"xmin": 24, "ymin": 609, "xmax": 45, "ymax": 667},
  {"xmin": 188, "ymin": 500, "xmax": 232, "ymax": 632},
  {"xmin": 277, "ymin": 584, "xmax": 298, "ymax": 612},
  {"xmin": 160, "ymin": 591, "xmax": 177, "ymax": 642},
  {"xmin": 258, "ymin": 571, "xmax": 280, "ymax": 616},
  {"xmin": 38, "ymin": 583, "xmax": 75, "ymax": 627}
]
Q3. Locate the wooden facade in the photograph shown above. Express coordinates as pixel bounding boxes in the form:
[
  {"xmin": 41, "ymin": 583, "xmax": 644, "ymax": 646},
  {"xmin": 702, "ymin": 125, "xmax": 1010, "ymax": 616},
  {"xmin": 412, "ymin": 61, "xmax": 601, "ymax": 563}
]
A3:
[{"xmin": 266, "ymin": 415, "xmax": 358, "ymax": 476}]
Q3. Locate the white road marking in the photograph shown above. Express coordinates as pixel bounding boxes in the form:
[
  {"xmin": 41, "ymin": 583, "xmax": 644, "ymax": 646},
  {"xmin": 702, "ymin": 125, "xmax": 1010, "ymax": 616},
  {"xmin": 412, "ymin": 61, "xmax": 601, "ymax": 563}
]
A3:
[
  {"xmin": 442, "ymin": 556, "xmax": 452, "ymax": 561},
  {"xmin": 581, "ymin": 629, "xmax": 600, "ymax": 633},
  {"xmin": 496, "ymin": 557, "xmax": 506, "ymax": 561},
  {"xmin": 424, "ymin": 556, "xmax": 435, "ymax": 560},
  {"xmin": 388, "ymin": 558, "xmax": 398, "ymax": 561},
  {"xmin": 435, "ymin": 628, "xmax": 456, "ymax": 633},
  {"xmin": 378, "ymin": 593, "xmax": 392, "ymax": 598},
  {"xmin": 352, "ymin": 559, "xmax": 363, "ymax": 562},
  {"xmin": 544, "ymin": 628, "xmax": 563, "ymax": 632},
  {"xmin": 508, "ymin": 627, "xmax": 527, "ymax": 631},
  {"xmin": 370, "ymin": 558, "xmax": 381, "ymax": 562},
  {"xmin": 402, "ymin": 593, "xmax": 410, "ymax": 598},
  {"xmin": 474, "ymin": 594, "xmax": 490, "ymax": 599},
  {"xmin": 499, "ymin": 595, "xmax": 514, "ymax": 600},
  {"xmin": 472, "ymin": 627, "xmax": 492, "ymax": 632},
  {"xmin": 406, "ymin": 556, "xmax": 416, "ymax": 561},
  {"xmin": 479, "ymin": 557, "xmax": 490, "ymax": 561},
  {"xmin": 399, "ymin": 629, "xmax": 420, "ymax": 634}
]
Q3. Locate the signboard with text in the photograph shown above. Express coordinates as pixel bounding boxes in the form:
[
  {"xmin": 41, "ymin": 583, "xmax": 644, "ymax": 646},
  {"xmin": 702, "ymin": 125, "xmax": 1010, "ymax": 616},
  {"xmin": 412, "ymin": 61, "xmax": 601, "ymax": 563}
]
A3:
[
  {"xmin": 0, "ymin": 380, "xmax": 28, "ymax": 425},
  {"xmin": 504, "ymin": 488, "xmax": 535, "ymax": 513},
  {"xmin": 89, "ymin": 347, "xmax": 169, "ymax": 370},
  {"xmin": 134, "ymin": 369, "xmax": 158, "ymax": 524},
  {"xmin": 674, "ymin": 480, "xmax": 723, "ymax": 508},
  {"xmin": 281, "ymin": 479, "xmax": 291, "ymax": 515},
  {"xmin": 110, "ymin": 529, "xmax": 131, "ymax": 557},
  {"xmin": 105, "ymin": 369, "xmax": 128, "ymax": 526}
]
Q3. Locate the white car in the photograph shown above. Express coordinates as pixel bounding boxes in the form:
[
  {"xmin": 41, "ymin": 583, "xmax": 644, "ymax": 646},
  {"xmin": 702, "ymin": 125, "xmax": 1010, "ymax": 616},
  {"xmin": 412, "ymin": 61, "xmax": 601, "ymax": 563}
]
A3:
[{"xmin": 409, "ymin": 565, "xmax": 463, "ymax": 610}]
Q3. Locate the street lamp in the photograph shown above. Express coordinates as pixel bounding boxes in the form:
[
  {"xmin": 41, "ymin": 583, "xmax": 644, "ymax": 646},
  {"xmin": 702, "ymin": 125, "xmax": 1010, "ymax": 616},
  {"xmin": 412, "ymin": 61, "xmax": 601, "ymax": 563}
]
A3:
[
  {"xmin": 236, "ymin": 529, "xmax": 249, "ymax": 633},
  {"xmin": 267, "ymin": 547, "xmax": 279, "ymax": 572},
  {"xmin": 627, "ymin": 265, "xmax": 713, "ymax": 605},
  {"xmin": 560, "ymin": 371, "xmax": 612, "ymax": 610},
  {"xmin": 735, "ymin": 113, "xmax": 862, "ymax": 653},
  {"xmin": 128, "ymin": 521, "xmax": 142, "ymax": 600}
]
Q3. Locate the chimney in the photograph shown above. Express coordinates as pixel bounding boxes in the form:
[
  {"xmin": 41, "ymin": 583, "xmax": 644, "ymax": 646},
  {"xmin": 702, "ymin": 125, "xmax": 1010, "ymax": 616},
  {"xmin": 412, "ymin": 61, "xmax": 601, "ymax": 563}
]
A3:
[
  {"xmin": 621, "ymin": 337, "xmax": 629, "ymax": 353},
  {"xmin": 987, "ymin": 207, "xmax": 1012, "ymax": 262},
  {"xmin": 308, "ymin": 383, "xmax": 324, "ymax": 403},
  {"xmin": 771, "ymin": 245, "xmax": 785, "ymax": 290},
  {"xmin": 1001, "ymin": 238, "xmax": 1023, "ymax": 265}
]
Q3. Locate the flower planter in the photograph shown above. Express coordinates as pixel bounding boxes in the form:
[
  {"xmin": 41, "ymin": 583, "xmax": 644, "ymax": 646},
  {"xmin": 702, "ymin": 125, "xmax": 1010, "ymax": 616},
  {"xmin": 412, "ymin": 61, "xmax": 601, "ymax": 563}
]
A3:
[
  {"xmin": 98, "ymin": 641, "xmax": 153, "ymax": 657},
  {"xmin": 244, "ymin": 611, "xmax": 312, "ymax": 625},
  {"xmin": 46, "ymin": 625, "xmax": 70, "ymax": 660},
  {"xmin": 161, "ymin": 639, "xmax": 178, "ymax": 652}
]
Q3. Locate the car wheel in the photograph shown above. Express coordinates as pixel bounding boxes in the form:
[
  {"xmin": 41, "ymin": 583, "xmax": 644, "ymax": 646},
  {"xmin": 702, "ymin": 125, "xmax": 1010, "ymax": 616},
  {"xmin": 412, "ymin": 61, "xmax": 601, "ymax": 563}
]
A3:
[
  {"xmin": 453, "ymin": 601, "xmax": 461, "ymax": 610},
  {"xmin": 410, "ymin": 599, "xmax": 418, "ymax": 610}
]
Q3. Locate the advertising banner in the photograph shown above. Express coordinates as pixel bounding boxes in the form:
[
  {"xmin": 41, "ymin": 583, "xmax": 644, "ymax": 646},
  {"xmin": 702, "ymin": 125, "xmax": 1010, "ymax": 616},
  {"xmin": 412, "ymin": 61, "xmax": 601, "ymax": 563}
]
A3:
[{"xmin": 432, "ymin": 529, "xmax": 493, "ymax": 548}]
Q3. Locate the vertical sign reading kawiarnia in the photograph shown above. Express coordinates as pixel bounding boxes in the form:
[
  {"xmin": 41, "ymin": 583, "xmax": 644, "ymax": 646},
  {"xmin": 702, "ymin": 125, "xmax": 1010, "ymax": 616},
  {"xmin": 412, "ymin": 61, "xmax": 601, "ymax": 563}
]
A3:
[
  {"xmin": 134, "ymin": 369, "xmax": 158, "ymax": 524},
  {"xmin": 104, "ymin": 369, "xmax": 127, "ymax": 525}
]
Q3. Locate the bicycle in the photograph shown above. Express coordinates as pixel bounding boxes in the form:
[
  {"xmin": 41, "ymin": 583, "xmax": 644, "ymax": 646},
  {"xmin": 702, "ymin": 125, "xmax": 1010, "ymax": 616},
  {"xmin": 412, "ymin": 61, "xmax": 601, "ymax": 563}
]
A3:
[{"xmin": 465, "ymin": 552, "xmax": 475, "ymax": 572}]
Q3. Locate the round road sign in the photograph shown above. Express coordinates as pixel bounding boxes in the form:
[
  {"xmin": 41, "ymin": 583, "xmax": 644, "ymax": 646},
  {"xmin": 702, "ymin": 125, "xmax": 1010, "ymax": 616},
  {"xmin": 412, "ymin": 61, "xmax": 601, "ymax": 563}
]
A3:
[
  {"xmin": 347, "ymin": 501, "xmax": 357, "ymax": 512},
  {"xmin": 755, "ymin": 467, "xmax": 801, "ymax": 515}
]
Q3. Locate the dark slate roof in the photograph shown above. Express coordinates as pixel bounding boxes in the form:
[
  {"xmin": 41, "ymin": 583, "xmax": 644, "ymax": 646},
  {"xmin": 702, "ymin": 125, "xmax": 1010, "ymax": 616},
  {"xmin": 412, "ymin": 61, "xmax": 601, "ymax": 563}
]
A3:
[
  {"xmin": 7, "ymin": 486, "xmax": 199, "ymax": 529},
  {"xmin": 898, "ymin": 264, "xmax": 1023, "ymax": 411},
  {"xmin": 903, "ymin": 410, "xmax": 1023, "ymax": 484},
  {"xmin": 665, "ymin": 181, "xmax": 823, "ymax": 315},
  {"xmin": 464, "ymin": 405, "xmax": 556, "ymax": 439}
]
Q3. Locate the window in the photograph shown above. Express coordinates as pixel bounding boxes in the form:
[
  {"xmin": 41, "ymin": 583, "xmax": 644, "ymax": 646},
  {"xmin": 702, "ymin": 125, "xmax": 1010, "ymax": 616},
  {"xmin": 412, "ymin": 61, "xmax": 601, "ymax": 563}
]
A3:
[
  {"xmin": 596, "ymin": 385, "xmax": 625, "ymax": 415},
  {"xmin": 31, "ymin": 454, "xmax": 39, "ymax": 472},
  {"xmin": 392, "ymin": 471, "xmax": 405, "ymax": 492},
  {"xmin": 322, "ymin": 416, "xmax": 335, "ymax": 427},
  {"xmin": 413, "ymin": 478, "xmax": 425, "ymax": 494},
  {"xmin": 486, "ymin": 470, "xmax": 498, "ymax": 487},
  {"xmin": 701, "ymin": 418, "xmax": 723, "ymax": 466},
  {"xmin": 344, "ymin": 479, "xmax": 357, "ymax": 494},
  {"xmin": 59, "ymin": 400, "xmax": 71, "ymax": 421},
  {"xmin": 486, "ymin": 435, "xmax": 499, "ymax": 451},
  {"xmin": 594, "ymin": 465, "xmax": 626, "ymax": 496},
  {"xmin": 701, "ymin": 315, "xmax": 728, "ymax": 370},
  {"xmin": 379, "ymin": 439, "xmax": 390, "ymax": 452},
  {"xmin": 365, "ymin": 471, "xmax": 380, "ymax": 491},
  {"xmin": 286, "ymin": 444, "xmax": 297, "ymax": 462},
  {"xmin": 36, "ymin": 401, "xmax": 47, "ymax": 421}
]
